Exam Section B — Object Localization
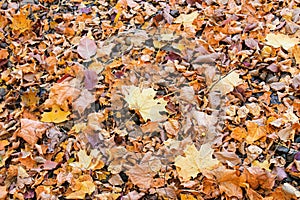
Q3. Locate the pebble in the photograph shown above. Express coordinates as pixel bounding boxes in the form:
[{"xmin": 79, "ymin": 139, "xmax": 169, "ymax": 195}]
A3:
[
  {"xmin": 1, "ymin": 2, "xmax": 8, "ymax": 9},
  {"xmin": 276, "ymin": 145, "xmax": 289, "ymax": 154}
]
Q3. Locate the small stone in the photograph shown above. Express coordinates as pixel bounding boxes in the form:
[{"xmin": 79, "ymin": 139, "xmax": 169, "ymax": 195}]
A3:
[{"xmin": 276, "ymin": 146, "xmax": 289, "ymax": 154}]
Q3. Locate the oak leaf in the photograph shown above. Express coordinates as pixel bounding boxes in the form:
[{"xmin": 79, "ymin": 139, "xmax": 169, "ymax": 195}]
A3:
[
  {"xmin": 174, "ymin": 143, "xmax": 219, "ymax": 181},
  {"xmin": 41, "ymin": 105, "xmax": 70, "ymax": 123},
  {"xmin": 122, "ymin": 86, "xmax": 168, "ymax": 121},
  {"xmin": 265, "ymin": 33, "xmax": 299, "ymax": 51}
]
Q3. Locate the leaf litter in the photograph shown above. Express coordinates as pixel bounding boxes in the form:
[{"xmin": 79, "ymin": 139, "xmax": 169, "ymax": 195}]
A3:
[{"xmin": 0, "ymin": 0, "xmax": 299, "ymax": 199}]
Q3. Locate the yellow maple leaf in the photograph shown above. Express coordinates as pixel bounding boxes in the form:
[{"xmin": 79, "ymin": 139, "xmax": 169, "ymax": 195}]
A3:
[
  {"xmin": 174, "ymin": 11, "xmax": 199, "ymax": 27},
  {"xmin": 265, "ymin": 33, "xmax": 299, "ymax": 51},
  {"xmin": 10, "ymin": 12, "xmax": 32, "ymax": 33},
  {"xmin": 123, "ymin": 86, "xmax": 168, "ymax": 122},
  {"xmin": 65, "ymin": 180, "xmax": 95, "ymax": 199},
  {"xmin": 41, "ymin": 105, "xmax": 70, "ymax": 123},
  {"xmin": 211, "ymin": 71, "xmax": 243, "ymax": 95},
  {"xmin": 174, "ymin": 143, "xmax": 219, "ymax": 181}
]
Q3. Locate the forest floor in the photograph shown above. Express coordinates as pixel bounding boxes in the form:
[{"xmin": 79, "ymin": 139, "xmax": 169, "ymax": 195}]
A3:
[{"xmin": 0, "ymin": 0, "xmax": 300, "ymax": 199}]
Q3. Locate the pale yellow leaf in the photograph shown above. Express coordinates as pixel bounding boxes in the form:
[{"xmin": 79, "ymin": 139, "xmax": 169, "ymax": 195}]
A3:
[
  {"xmin": 265, "ymin": 33, "xmax": 299, "ymax": 51},
  {"xmin": 211, "ymin": 71, "xmax": 243, "ymax": 95},
  {"xmin": 174, "ymin": 12, "xmax": 199, "ymax": 27},
  {"xmin": 123, "ymin": 86, "xmax": 167, "ymax": 121},
  {"xmin": 174, "ymin": 143, "xmax": 219, "ymax": 181}
]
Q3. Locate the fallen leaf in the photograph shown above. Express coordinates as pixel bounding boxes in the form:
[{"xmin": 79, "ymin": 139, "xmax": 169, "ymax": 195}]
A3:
[
  {"xmin": 174, "ymin": 143, "xmax": 219, "ymax": 181},
  {"xmin": 245, "ymin": 121, "xmax": 267, "ymax": 144},
  {"xmin": 65, "ymin": 180, "xmax": 95, "ymax": 199},
  {"xmin": 122, "ymin": 85, "xmax": 168, "ymax": 121},
  {"xmin": 41, "ymin": 105, "xmax": 71, "ymax": 123},
  {"xmin": 213, "ymin": 165, "xmax": 246, "ymax": 199},
  {"xmin": 245, "ymin": 166, "xmax": 275, "ymax": 190},
  {"xmin": 43, "ymin": 82, "xmax": 81, "ymax": 111},
  {"xmin": 77, "ymin": 37, "xmax": 97, "ymax": 59},
  {"xmin": 10, "ymin": 12, "xmax": 32, "ymax": 33},
  {"xmin": 73, "ymin": 89, "xmax": 96, "ymax": 115},
  {"xmin": 84, "ymin": 69, "xmax": 98, "ymax": 90},
  {"xmin": 69, "ymin": 149, "xmax": 92, "ymax": 169},
  {"xmin": 0, "ymin": 186, "xmax": 7, "ymax": 200},
  {"xmin": 0, "ymin": 49, "xmax": 9, "ymax": 60},
  {"xmin": 17, "ymin": 119, "xmax": 48, "ymax": 146},
  {"xmin": 174, "ymin": 11, "xmax": 199, "ymax": 27},
  {"xmin": 211, "ymin": 71, "xmax": 243, "ymax": 95},
  {"xmin": 265, "ymin": 33, "xmax": 299, "ymax": 51}
]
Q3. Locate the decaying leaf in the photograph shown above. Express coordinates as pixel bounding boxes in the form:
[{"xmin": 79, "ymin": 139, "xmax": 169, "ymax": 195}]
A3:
[
  {"xmin": 265, "ymin": 33, "xmax": 299, "ymax": 51},
  {"xmin": 174, "ymin": 143, "xmax": 219, "ymax": 181},
  {"xmin": 41, "ymin": 105, "xmax": 71, "ymax": 123},
  {"xmin": 122, "ymin": 85, "xmax": 168, "ymax": 121},
  {"xmin": 211, "ymin": 71, "xmax": 243, "ymax": 95}
]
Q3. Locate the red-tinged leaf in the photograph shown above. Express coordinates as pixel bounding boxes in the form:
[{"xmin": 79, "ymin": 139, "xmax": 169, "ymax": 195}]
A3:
[
  {"xmin": 77, "ymin": 37, "xmax": 97, "ymax": 59},
  {"xmin": 43, "ymin": 160, "xmax": 58, "ymax": 170},
  {"xmin": 84, "ymin": 70, "xmax": 98, "ymax": 90}
]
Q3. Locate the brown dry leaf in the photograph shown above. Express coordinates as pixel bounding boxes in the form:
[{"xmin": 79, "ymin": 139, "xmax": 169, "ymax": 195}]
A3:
[
  {"xmin": 265, "ymin": 33, "xmax": 299, "ymax": 51},
  {"xmin": 73, "ymin": 89, "xmax": 96, "ymax": 115},
  {"xmin": 231, "ymin": 127, "xmax": 247, "ymax": 142},
  {"xmin": 17, "ymin": 119, "xmax": 49, "ymax": 146},
  {"xmin": 126, "ymin": 157, "xmax": 161, "ymax": 189},
  {"xmin": 41, "ymin": 105, "xmax": 71, "ymax": 123},
  {"xmin": 43, "ymin": 83, "xmax": 81, "ymax": 111},
  {"xmin": 244, "ymin": 166, "xmax": 275, "ymax": 190},
  {"xmin": 211, "ymin": 71, "xmax": 243, "ymax": 95},
  {"xmin": 0, "ymin": 49, "xmax": 9, "ymax": 60},
  {"xmin": 10, "ymin": 12, "xmax": 32, "ymax": 33},
  {"xmin": 213, "ymin": 165, "xmax": 246, "ymax": 199},
  {"xmin": 21, "ymin": 88, "xmax": 40, "ymax": 110},
  {"xmin": 174, "ymin": 143, "xmax": 219, "ymax": 181},
  {"xmin": 292, "ymin": 45, "xmax": 300, "ymax": 64},
  {"xmin": 214, "ymin": 150, "xmax": 241, "ymax": 167},
  {"xmin": 0, "ymin": 15, "xmax": 8, "ymax": 29},
  {"xmin": 0, "ymin": 186, "xmax": 7, "ymax": 200},
  {"xmin": 123, "ymin": 85, "xmax": 168, "ymax": 121},
  {"xmin": 245, "ymin": 121, "xmax": 267, "ymax": 144}
]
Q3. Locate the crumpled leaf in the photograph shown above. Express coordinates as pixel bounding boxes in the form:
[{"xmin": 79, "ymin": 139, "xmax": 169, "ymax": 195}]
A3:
[
  {"xmin": 77, "ymin": 37, "xmax": 97, "ymax": 59},
  {"xmin": 174, "ymin": 143, "xmax": 219, "ymax": 181},
  {"xmin": 122, "ymin": 86, "xmax": 168, "ymax": 121},
  {"xmin": 17, "ymin": 119, "xmax": 49, "ymax": 146},
  {"xmin": 211, "ymin": 71, "xmax": 243, "ymax": 95},
  {"xmin": 41, "ymin": 105, "xmax": 70, "ymax": 123},
  {"xmin": 265, "ymin": 33, "xmax": 299, "ymax": 51}
]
